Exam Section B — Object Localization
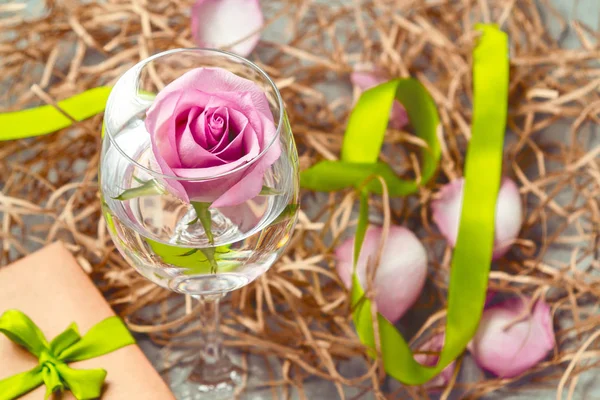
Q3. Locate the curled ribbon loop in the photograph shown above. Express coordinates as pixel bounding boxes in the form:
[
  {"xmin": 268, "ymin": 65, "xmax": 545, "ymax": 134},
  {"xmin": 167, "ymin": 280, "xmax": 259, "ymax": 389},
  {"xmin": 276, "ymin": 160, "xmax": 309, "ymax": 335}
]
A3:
[
  {"xmin": 299, "ymin": 23, "xmax": 508, "ymax": 384},
  {"xmin": 0, "ymin": 310, "xmax": 135, "ymax": 400}
]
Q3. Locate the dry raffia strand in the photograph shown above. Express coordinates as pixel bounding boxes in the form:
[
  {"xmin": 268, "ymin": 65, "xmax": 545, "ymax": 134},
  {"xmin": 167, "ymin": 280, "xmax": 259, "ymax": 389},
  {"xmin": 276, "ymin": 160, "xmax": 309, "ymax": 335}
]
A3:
[{"xmin": 1, "ymin": 0, "xmax": 600, "ymax": 398}]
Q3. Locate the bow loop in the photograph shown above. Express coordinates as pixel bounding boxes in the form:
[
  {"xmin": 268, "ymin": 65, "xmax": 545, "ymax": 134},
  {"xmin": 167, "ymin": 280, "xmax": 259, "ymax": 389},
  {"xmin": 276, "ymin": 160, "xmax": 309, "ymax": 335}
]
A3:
[
  {"xmin": 50, "ymin": 323, "xmax": 81, "ymax": 357},
  {"xmin": 58, "ymin": 316, "xmax": 135, "ymax": 362},
  {"xmin": 0, "ymin": 310, "xmax": 49, "ymax": 357},
  {"xmin": 0, "ymin": 310, "xmax": 135, "ymax": 400}
]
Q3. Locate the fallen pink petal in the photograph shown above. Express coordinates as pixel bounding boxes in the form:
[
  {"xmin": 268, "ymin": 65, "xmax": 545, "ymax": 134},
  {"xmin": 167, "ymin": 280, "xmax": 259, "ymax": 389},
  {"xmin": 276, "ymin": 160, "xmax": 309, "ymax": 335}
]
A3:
[
  {"xmin": 350, "ymin": 66, "xmax": 409, "ymax": 130},
  {"xmin": 335, "ymin": 225, "xmax": 427, "ymax": 323},
  {"xmin": 414, "ymin": 333, "xmax": 456, "ymax": 389},
  {"xmin": 191, "ymin": 0, "xmax": 263, "ymax": 57},
  {"xmin": 469, "ymin": 298, "xmax": 555, "ymax": 378},
  {"xmin": 431, "ymin": 177, "xmax": 523, "ymax": 260}
]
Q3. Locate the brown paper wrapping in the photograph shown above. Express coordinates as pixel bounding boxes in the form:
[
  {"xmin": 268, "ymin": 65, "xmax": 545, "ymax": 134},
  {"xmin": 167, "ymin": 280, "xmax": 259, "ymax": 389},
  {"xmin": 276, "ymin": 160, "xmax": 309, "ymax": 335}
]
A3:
[{"xmin": 0, "ymin": 242, "xmax": 175, "ymax": 399}]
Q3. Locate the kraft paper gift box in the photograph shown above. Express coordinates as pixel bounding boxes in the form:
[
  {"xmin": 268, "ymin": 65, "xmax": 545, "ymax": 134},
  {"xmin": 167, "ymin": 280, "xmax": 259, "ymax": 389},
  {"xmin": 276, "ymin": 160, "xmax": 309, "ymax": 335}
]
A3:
[{"xmin": 0, "ymin": 242, "xmax": 175, "ymax": 399}]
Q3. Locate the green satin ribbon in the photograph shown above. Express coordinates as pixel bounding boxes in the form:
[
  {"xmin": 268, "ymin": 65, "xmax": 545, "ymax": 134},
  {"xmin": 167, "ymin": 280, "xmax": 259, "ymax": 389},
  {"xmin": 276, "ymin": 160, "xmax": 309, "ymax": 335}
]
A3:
[
  {"xmin": 301, "ymin": 78, "xmax": 441, "ymax": 194},
  {"xmin": 0, "ymin": 310, "xmax": 136, "ymax": 400},
  {"xmin": 0, "ymin": 87, "xmax": 111, "ymax": 141},
  {"xmin": 300, "ymin": 24, "xmax": 508, "ymax": 384}
]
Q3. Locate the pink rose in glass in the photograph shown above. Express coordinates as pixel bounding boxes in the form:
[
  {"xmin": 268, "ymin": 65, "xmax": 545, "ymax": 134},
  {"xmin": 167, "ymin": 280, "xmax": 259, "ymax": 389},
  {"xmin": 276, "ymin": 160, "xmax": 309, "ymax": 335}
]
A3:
[{"xmin": 145, "ymin": 67, "xmax": 280, "ymax": 208}]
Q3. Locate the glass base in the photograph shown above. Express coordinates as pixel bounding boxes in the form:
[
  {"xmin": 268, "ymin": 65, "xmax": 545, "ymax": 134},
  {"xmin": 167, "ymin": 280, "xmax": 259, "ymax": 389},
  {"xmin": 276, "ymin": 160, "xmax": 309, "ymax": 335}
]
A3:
[{"xmin": 170, "ymin": 354, "xmax": 243, "ymax": 400}]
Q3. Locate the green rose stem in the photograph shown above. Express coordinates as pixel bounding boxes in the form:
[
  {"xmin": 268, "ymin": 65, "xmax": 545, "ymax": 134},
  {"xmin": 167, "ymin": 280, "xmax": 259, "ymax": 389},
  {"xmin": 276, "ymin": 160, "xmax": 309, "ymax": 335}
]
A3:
[
  {"xmin": 200, "ymin": 248, "xmax": 219, "ymax": 275},
  {"xmin": 191, "ymin": 201, "xmax": 214, "ymax": 244},
  {"xmin": 191, "ymin": 201, "xmax": 219, "ymax": 274},
  {"xmin": 113, "ymin": 181, "xmax": 287, "ymax": 275}
]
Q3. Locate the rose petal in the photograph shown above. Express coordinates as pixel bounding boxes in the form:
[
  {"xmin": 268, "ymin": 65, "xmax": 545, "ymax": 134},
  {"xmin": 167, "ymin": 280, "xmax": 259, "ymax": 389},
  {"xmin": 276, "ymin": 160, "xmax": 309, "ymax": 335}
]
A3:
[
  {"xmin": 211, "ymin": 106, "xmax": 259, "ymax": 161},
  {"xmin": 177, "ymin": 107, "xmax": 225, "ymax": 168},
  {"xmin": 431, "ymin": 179, "xmax": 463, "ymax": 248},
  {"xmin": 485, "ymin": 291, "xmax": 496, "ymax": 307},
  {"xmin": 211, "ymin": 117, "xmax": 281, "ymax": 208},
  {"xmin": 414, "ymin": 334, "xmax": 456, "ymax": 390},
  {"xmin": 469, "ymin": 298, "xmax": 555, "ymax": 378},
  {"xmin": 146, "ymin": 91, "xmax": 184, "ymax": 169},
  {"xmin": 161, "ymin": 68, "xmax": 272, "ymax": 120},
  {"xmin": 350, "ymin": 66, "xmax": 409, "ymax": 130},
  {"xmin": 191, "ymin": 0, "xmax": 263, "ymax": 57},
  {"xmin": 431, "ymin": 177, "xmax": 523, "ymax": 260},
  {"xmin": 350, "ymin": 69, "xmax": 387, "ymax": 91},
  {"xmin": 493, "ymin": 178, "xmax": 523, "ymax": 257},
  {"xmin": 389, "ymin": 102, "xmax": 409, "ymax": 130},
  {"xmin": 334, "ymin": 225, "xmax": 427, "ymax": 323},
  {"xmin": 205, "ymin": 106, "xmax": 229, "ymax": 147}
]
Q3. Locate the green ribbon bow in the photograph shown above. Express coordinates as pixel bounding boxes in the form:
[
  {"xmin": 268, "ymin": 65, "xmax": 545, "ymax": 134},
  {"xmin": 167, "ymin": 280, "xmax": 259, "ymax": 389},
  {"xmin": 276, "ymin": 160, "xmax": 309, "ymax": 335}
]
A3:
[{"xmin": 0, "ymin": 310, "xmax": 135, "ymax": 400}]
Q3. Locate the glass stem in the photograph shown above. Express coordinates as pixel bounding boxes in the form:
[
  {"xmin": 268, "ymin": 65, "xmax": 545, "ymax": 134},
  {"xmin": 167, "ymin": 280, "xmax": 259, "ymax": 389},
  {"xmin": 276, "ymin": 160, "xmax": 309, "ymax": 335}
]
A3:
[{"xmin": 197, "ymin": 294, "xmax": 224, "ymax": 365}]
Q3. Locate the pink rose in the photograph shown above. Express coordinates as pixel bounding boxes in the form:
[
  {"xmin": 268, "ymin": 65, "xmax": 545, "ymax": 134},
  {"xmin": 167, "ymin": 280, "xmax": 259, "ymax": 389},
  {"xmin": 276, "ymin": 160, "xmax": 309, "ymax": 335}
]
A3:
[
  {"xmin": 145, "ymin": 67, "xmax": 280, "ymax": 208},
  {"xmin": 335, "ymin": 225, "xmax": 427, "ymax": 323},
  {"xmin": 469, "ymin": 298, "xmax": 555, "ymax": 378}
]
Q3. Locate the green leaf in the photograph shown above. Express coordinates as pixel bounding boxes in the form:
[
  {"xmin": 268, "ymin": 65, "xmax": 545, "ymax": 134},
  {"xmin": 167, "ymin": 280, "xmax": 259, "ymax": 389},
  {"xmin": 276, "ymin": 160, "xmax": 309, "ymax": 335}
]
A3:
[
  {"xmin": 191, "ymin": 201, "xmax": 214, "ymax": 245},
  {"xmin": 350, "ymin": 23, "xmax": 509, "ymax": 384},
  {"xmin": 146, "ymin": 239, "xmax": 237, "ymax": 275},
  {"xmin": 179, "ymin": 248, "xmax": 200, "ymax": 257},
  {"xmin": 112, "ymin": 179, "xmax": 165, "ymax": 201},
  {"xmin": 0, "ymin": 87, "xmax": 112, "ymax": 141},
  {"xmin": 300, "ymin": 77, "xmax": 441, "ymax": 196},
  {"xmin": 259, "ymin": 185, "xmax": 282, "ymax": 196},
  {"xmin": 132, "ymin": 175, "xmax": 147, "ymax": 184},
  {"xmin": 270, "ymin": 204, "xmax": 299, "ymax": 226}
]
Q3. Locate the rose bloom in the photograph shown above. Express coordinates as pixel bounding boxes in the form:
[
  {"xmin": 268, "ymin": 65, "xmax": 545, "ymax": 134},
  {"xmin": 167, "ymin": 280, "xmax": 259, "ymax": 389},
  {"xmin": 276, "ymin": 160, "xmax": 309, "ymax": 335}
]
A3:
[{"xmin": 145, "ymin": 67, "xmax": 280, "ymax": 208}]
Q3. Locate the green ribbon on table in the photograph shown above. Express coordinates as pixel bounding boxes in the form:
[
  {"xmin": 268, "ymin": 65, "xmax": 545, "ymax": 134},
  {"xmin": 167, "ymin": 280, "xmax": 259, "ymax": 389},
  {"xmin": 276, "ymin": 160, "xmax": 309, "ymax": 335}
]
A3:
[
  {"xmin": 301, "ymin": 77, "xmax": 441, "ymax": 195},
  {"xmin": 0, "ymin": 87, "xmax": 111, "ymax": 141},
  {"xmin": 0, "ymin": 310, "xmax": 136, "ymax": 400},
  {"xmin": 300, "ymin": 23, "xmax": 509, "ymax": 384}
]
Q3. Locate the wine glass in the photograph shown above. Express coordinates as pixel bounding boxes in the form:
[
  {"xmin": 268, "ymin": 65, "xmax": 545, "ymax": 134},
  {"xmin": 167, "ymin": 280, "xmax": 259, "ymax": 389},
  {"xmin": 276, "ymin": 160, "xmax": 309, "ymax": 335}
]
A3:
[{"xmin": 100, "ymin": 49, "xmax": 299, "ymax": 398}]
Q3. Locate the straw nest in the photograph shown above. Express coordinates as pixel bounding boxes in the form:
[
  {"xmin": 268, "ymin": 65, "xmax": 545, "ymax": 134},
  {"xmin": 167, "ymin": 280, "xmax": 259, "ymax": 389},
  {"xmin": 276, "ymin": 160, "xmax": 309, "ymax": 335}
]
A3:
[{"xmin": 1, "ymin": 0, "xmax": 599, "ymax": 398}]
